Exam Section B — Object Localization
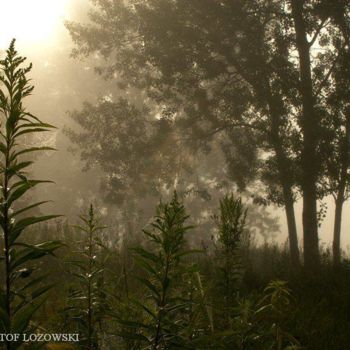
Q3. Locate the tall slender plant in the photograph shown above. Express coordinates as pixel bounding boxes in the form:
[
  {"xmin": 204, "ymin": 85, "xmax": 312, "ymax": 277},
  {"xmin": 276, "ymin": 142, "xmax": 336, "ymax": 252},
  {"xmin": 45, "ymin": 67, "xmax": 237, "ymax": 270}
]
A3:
[
  {"xmin": 213, "ymin": 194, "xmax": 247, "ymax": 324},
  {"xmin": 66, "ymin": 205, "xmax": 108, "ymax": 350},
  {"xmin": 119, "ymin": 192, "xmax": 196, "ymax": 349},
  {"xmin": 0, "ymin": 40, "xmax": 62, "ymax": 349}
]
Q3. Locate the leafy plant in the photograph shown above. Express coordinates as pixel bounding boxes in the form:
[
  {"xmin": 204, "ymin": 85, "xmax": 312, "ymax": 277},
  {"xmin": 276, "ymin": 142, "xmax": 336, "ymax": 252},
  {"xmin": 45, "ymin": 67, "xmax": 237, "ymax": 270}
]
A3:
[
  {"xmin": 256, "ymin": 280, "xmax": 300, "ymax": 350},
  {"xmin": 66, "ymin": 205, "xmax": 108, "ymax": 349},
  {"xmin": 230, "ymin": 280, "xmax": 300, "ymax": 350},
  {"xmin": 119, "ymin": 192, "xmax": 197, "ymax": 349},
  {"xmin": 213, "ymin": 194, "xmax": 247, "ymax": 323},
  {"xmin": 0, "ymin": 40, "xmax": 62, "ymax": 349}
]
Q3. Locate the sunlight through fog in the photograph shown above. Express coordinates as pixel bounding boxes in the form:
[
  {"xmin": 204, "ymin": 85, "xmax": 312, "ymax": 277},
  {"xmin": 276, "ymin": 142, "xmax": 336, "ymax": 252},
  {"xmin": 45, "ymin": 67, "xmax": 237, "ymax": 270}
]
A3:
[{"xmin": 0, "ymin": 0, "xmax": 68, "ymax": 48}]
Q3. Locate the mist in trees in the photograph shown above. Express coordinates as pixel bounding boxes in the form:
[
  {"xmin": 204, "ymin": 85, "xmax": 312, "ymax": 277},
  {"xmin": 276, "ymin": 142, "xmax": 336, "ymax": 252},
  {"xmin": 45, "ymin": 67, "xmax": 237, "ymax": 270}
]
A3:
[{"xmin": 1, "ymin": 0, "xmax": 350, "ymax": 349}]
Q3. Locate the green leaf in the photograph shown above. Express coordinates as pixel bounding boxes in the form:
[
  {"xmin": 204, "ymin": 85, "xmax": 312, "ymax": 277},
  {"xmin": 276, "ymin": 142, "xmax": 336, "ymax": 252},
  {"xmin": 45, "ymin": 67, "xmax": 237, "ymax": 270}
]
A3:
[
  {"xmin": 18, "ymin": 273, "xmax": 50, "ymax": 293},
  {"xmin": 8, "ymin": 181, "xmax": 52, "ymax": 207},
  {"xmin": 133, "ymin": 255, "xmax": 159, "ymax": 278},
  {"xmin": 10, "ymin": 201, "xmax": 51, "ymax": 218},
  {"xmin": 8, "ymin": 161, "xmax": 33, "ymax": 179},
  {"xmin": 0, "ymin": 305, "xmax": 10, "ymax": 333},
  {"xmin": 22, "ymin": 112, "xmax": 57, "ymax": 128},
  {"xmin": 10, "ymin": 241, "xmax": 63, "ymax": 270},
  {"xmin": 12, "ymin": 299, "xmax": 45, "ymax": 334},
  {"xmin": 11, "ymin": 146, "xmax": 56, "ymax": 160},
  {"xmin": 134, "ymin": 276, "xmax": 161, "ymax": 299},
  {"xmin": 31, "ymin": 283, "xmax": 55, "ymax": 300},
  {"xmin": 14, "ymin": 122, "xmax": 56, "ymax": 133},
  {"xmin": 132, "ymin": 247, "xmax": 160, "ymax": 264},
  {"xmin": 14, "ymin": 127, "xmax": 51, "ymax": 138},
  {"xmin": 10, "ymin": 215, "xmax": 61, "ymax": 244},
  {"xmin": 0, "ymin": 142, "xmax": 6, "ymax": 154},
  {"xmin": 131, "ymin": 299, "xmax": 157, "ymax": 319}
]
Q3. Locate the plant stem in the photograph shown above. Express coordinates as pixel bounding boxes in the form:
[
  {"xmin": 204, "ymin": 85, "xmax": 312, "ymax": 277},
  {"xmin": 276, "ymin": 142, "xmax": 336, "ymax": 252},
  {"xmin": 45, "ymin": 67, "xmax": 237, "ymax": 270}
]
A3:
[
  {"xmin": 88, "ymin": 217, "xmax": 93, "ymax": 350},
  {"xmin": 153, "ymin": 254, "xmax": 170, "ymax": 350},
  {"xmin": 3, "ymin": 82, "xmax": 13, "ymax": 350}
]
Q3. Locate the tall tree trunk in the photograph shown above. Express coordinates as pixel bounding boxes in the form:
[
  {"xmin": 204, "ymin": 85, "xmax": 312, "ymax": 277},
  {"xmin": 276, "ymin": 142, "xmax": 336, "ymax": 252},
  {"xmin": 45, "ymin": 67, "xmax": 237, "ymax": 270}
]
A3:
[
  {"xmin": 331, "ymin": 0, "xmax": 350, "ymax": 267},
  {"xmin": 264, "ymin": 83, "xmax": 301, "ymax": 267},
  {"xmin": 333, "ymin": 193, "xmax": 344, "ymax": 266},
  {"xmin": 230, "ymin": 40, "xmax": 301, "ymax": 267},
  {"xmin": 332, "ymin": 117, "xmax": 350, "ymax": 265},
  {"xmin": 272, "ymin": 133, "xmax": 300, "ymax": 267},
  {"xmin": 283, "ymin": 188, "xmax": 300, "ymax": 266},
  {"xmin": 291, "ymin": 0, "xmax": 320, "ymax": 271}
]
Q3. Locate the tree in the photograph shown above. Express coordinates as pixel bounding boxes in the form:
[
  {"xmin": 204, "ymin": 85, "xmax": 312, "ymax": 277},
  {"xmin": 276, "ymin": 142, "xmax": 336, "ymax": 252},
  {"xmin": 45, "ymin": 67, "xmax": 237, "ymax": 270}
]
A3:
[
  {"xmin": 329, "ymin": 56, "xmax": 350, "ymax": 267},
  {"xmin": 65, "ymin": 96, "xmax": 281, "ymax": 252},
  {"xmin": 0, "ymin": 40, "xmax": 62, "ymax": 349},
  {"xmin": 288, "ymin": 0, "xmax": 320, "ymax": 270},
  {"xmin": 66, "ymin": 0, "xmax": 302, "ymax": 266},
  {"xmin": 65, "ymin": 98, "xmax": 183, "ymax": 206},
  {"xmin": 67, "ymin": 0, "xmax": 350, "ymax": 270},
  {"xmin": 308, "ymin": 0, "xmax": 350, "ymax": 265}
]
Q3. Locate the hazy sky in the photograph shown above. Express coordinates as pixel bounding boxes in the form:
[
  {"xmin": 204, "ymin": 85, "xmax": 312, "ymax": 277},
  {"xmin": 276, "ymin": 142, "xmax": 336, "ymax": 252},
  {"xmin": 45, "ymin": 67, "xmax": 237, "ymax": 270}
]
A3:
[
  {"xmin": 0, "ymin": 0, "xmax": 349, "ymax": 251},
  {"xmin": 0, "ymin": 0, "xmax": 70, "ymax": 49}
]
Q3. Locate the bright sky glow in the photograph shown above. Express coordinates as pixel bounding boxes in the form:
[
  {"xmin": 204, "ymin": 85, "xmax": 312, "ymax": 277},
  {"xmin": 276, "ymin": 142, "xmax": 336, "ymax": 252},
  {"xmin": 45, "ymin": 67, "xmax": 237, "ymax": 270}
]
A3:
[{"xmin": 0, "ymin": 0, "xmax": 68, "ymax": 48}]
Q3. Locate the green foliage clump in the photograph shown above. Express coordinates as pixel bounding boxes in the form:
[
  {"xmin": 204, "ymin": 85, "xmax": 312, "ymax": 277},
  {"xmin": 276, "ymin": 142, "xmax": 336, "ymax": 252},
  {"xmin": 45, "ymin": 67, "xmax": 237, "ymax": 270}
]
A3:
[
  {"xmin": 0, "ymin": 40, "xmax": 62, "ymax": 350},
  {"xmin": 226, "ymin": 280, "xmax": 300, "ymax": 350}
]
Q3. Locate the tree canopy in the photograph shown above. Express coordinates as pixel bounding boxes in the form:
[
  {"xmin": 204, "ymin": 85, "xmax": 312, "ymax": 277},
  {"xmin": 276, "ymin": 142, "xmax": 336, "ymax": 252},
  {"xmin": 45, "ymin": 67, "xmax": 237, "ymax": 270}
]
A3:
[{"xmin": 67, "ymin": 0, "xmax": 350, "ymax": 269}]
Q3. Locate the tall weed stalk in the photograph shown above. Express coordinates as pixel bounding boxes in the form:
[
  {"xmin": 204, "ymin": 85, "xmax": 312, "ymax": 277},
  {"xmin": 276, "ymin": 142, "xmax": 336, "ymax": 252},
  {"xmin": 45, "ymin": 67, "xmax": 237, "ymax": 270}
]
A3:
[
  {"xmin": 214, "ymin": 194, "xmax": 247, "ymax": 323},
  {"xmin": 0, "ymin": 40, "xmax": 62, "ymax": 349},
  {"xmin": 66, "ymin": 205, "xmax": 108, "ymax": 349},
  {"xmin": 119, "ymin": 192, "xmax": 196, "ymax": 349}
]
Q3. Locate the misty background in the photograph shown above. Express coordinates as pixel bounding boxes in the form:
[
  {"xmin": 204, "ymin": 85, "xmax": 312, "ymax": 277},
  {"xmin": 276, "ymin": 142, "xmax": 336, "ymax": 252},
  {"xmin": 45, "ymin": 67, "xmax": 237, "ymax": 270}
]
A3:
[{"xmin": 0, "ymin": 0, "xmax": 348, "ymax": 250}]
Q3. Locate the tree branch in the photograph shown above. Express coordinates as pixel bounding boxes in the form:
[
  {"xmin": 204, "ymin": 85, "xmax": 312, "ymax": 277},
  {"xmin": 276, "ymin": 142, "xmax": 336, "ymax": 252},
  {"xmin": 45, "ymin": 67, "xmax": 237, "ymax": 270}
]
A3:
[
  {"xmin": 309, "ymin": 19, "xmax": 330, "ymax": 48},
  {"xmin": 314, "ymin": 52, "xmax": 341, "ymax": 97}
]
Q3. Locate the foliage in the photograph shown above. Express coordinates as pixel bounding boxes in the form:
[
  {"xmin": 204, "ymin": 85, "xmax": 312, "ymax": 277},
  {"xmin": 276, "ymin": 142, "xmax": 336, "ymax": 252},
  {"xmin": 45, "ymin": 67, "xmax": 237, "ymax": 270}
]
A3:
[
  {"xmin": 1, "ymin": 2, "xmax": 350, "ymax": 347},
  {"xmin": 227, "ymin": 280, "xmax": 301, "ymax": 350},
  {"xmin": 0, "ymin": 40, "xmax": 62, "ymax": 349},
  {"xmin": 65, "ymin": 0, "xmax": 304, "ymax": 265},
  {"xmin": 66, "ymin": 0, "xmax": 350, "ymax": 270},
  {"xmin": 118, "ymin": 192, "xmax": 197, "ymax": 349},
  {"xmin": 64, "ymin": 99, "xmax": 166, "ymax": 205},
  {"xmin": 213, "ymin": 194, "xmax": 247, "ymax": 323},
  {"xmin": 65, "ymin": 205, "xmax": 109, "ymax": 349},
  {"xmin": 8, "ymin": 210, "xmax": 350, "ymax": 349}
]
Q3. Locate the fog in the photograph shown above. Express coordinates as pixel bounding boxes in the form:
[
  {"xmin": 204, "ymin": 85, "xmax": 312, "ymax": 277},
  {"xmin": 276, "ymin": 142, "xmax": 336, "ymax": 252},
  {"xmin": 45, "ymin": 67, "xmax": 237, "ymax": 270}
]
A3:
[
  {"xmin": 2, "ymin": 2, "xmax": 350, "ymax": 348},
  {"xmin": 0, "ymin": 0, "xmax": 349, "ymax": 249}
]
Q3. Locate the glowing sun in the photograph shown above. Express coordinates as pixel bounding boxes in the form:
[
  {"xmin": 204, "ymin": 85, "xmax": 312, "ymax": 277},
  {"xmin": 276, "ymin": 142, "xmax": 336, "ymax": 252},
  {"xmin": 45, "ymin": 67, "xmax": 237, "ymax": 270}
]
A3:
[{"xmin": 0, "ymin": 0, "xmax": 68, "ymax": 48}]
